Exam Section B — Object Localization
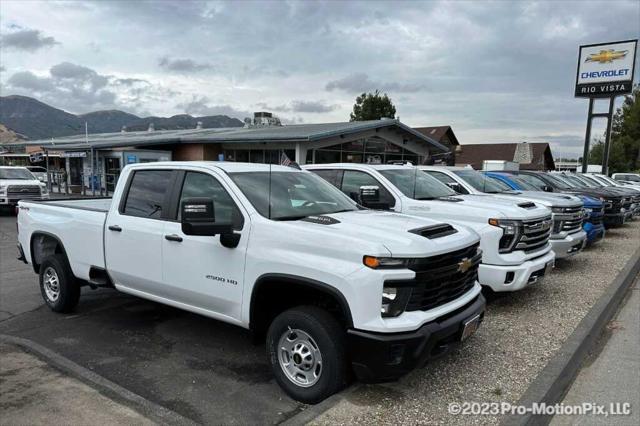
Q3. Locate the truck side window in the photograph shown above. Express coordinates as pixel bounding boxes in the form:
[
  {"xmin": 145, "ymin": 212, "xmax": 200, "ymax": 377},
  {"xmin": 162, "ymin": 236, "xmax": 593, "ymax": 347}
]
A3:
[
  {"xmin": 341, "ymin": 170, "xmax": 396, "ymax": 208},
  {"xmin": 425, "ymin": 171, "xmax": 469, "ymax": 194},
  {"xmin": 516, "ymin": 174, "xmax": 547, "ymax": 190},
  {"xmin": 178, "ymin": 172, "xmax": 244, "ymax": 229},
  {"xmin": 311, "ymin": 169, "xmax": 343, "ymax": 188},
  {"xmin": 122, "ymin": 170, "xmax": 172, "ymax": 219}
]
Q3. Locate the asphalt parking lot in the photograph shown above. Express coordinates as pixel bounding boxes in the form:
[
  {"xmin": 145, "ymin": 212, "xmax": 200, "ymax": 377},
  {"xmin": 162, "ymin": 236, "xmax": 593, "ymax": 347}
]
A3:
[{"xmin": 1, "ymin": 212, "xmax": 638, "ymax": 425}]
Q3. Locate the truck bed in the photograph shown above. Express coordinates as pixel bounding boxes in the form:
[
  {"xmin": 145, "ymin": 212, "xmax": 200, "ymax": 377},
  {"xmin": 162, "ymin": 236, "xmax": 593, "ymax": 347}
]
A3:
[{"xmin": 17, "ymin": 198, "xmax": 111, "ymax": 281}]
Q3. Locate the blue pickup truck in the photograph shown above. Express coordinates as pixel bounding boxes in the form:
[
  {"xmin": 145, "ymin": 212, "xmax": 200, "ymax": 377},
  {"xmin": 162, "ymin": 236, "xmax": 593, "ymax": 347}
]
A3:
[{"xmin": 485, "ymin": 172, "xmax": 605, "ymax": 246}]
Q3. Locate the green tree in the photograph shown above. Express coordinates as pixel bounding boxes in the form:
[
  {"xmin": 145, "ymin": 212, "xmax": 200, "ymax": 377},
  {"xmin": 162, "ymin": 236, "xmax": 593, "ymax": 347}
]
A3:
[
  {"xmin": 349, "ymin": 90, "xmax": 396, "ymax": 121},
  {"xmin": 589, "ymin": 85, "xmax": 640, "ymax": 173}
]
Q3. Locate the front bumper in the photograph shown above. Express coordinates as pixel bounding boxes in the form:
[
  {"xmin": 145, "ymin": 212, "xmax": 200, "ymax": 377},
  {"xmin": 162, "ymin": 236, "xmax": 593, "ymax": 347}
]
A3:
[
  {"xmin": 0, "ymin": 195, "xmax": 49, "ymax": 205},
  {"xmin": 604, "ymin": 212, "xmax": 625, "ymax": 228},
  {"xmin": 550, "ymin": 230, "xmax": 587, "ymax": 259},
  {"xmin": 478, "ymin": 249, "xmax": 555, "ymax": 292},
  {"xmin": 583, "ymin": 221, "xmax": 605, "ymax": 245},
  {"xmin": 347, "ymin": 294, "xmax": 485, "ymax": 383}
]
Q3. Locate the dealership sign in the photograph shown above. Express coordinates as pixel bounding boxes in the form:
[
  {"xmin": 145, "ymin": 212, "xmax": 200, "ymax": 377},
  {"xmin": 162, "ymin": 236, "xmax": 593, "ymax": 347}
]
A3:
[{"xmin": 575, "ymin": 40, "xmax": 637, "ymax": 97}]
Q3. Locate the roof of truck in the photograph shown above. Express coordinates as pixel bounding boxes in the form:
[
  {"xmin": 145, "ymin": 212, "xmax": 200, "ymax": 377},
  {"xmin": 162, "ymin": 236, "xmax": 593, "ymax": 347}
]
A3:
[{"xmin": 125, "ymin": 161, "xmax": 305, "ymax": 173}]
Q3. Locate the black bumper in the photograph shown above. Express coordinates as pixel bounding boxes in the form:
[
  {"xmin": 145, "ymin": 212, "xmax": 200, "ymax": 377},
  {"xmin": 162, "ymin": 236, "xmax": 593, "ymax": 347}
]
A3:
[{"xmin": 347, "ymin": 294, "xmax": 485, "ymax": 383}]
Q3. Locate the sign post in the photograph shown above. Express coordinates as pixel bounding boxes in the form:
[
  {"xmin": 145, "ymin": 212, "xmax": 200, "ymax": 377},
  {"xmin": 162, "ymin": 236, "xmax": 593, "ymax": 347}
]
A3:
[{"xmin": 575, "ymin": 39, "xmax": 637, "ymax": 174}]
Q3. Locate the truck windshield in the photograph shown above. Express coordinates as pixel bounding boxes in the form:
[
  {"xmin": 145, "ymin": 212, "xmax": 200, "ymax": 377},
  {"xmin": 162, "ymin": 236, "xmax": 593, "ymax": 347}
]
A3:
[
  {"xmin": 543, "ymin": 173, "xmax": 573, "ymax": 190},
  {"xmin": 0, "ymin": 168, "xmax": 36, "ymax": 180},
  {"xmin": 378, "ymin": 169, "xmax": 455, "ymax": 200},
  {"xmin": 229, "ymin": 171, "xmax": 358, "ymax": 220},
  {"xmin": 507, "ymin": 176, "xmax": 539, "ymax": 191},
  {"xmin": 453, "ymin": 170, "xmax": 508, "ymax": 193}
]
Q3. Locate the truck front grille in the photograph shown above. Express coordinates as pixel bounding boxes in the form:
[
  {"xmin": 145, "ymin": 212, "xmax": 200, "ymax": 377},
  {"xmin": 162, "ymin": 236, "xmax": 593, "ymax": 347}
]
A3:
[
  {"xmin": 514, "ymin": 216, "xmax": 552, "ymax": 253},
  {"xmin": 7, "ymin": 185, "xmax": 41, "ymax": 195},
  {"xmin": 552, "ymin": 206, "xmax": 584, "ymax": 234},
  {"xmin": 403, "ymin": 243, "xmax": 481, "ymax": 312}
]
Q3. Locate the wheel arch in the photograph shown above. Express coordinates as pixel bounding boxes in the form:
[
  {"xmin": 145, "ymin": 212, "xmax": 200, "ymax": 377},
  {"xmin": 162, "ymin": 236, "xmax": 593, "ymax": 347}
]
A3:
[
  {"xmin": 29, "ymin": 231, "xmax": 69, "ymax": 274},
  {"xmin": 249, "ymin": 273, "xmax": 354, "ymax": 340}
]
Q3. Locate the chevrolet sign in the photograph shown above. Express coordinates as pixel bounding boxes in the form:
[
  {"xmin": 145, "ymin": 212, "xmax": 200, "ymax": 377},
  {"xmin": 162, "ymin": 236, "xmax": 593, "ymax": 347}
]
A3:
[{"xmin": 575, "ymin": 40, "xmax": 637, "ymax": 98}]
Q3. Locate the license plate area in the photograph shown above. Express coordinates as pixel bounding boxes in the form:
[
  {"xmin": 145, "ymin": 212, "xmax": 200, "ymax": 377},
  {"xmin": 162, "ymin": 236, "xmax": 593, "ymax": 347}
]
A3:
[{"xmin": 461, "ymin": 314, "xmax": 481, "ymax": 341}]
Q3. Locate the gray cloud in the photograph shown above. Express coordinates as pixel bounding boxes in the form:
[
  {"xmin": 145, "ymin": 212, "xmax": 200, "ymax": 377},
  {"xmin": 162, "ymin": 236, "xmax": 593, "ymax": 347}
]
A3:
[
  {"xmin": 255, "ymin": 100, "xmax": 339, "ymax": 113},
  {"xmin": 7, "ymin": 71, "xmax": 55, "ymax": 92},
  {"xmin": 1, "ymin": 28, "xmax": 59, "ymax": 52},
  {"xmin": 326, "ymin": 73, "xmax": 423, "ymax": 93},
  {"xmin": 158, "ymin": 56, "xmax": 213, "ymax": 73},
  {"xmin": 176, "ymin": 96, "xmax": 250, "ymax": 119}
]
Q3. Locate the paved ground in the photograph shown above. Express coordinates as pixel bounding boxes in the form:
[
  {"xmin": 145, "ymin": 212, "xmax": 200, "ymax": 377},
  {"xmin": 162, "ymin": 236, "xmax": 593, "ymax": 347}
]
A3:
[
  {"xmin": 0, "ymin": 213, "xmax": 304, "ymax": 425},
  {"xmin": 0, "ymin": 342, "xmax": 154, "ymax": 425},
  {"xmin": 550, "ymin": 278, "xmax": 639, "ymax": 426}
]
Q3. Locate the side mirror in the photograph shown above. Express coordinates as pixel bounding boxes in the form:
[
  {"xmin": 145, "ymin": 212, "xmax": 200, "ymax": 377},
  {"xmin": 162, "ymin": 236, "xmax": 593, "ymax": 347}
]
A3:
[
  {"xmin": 542, "ymin": 185, "xmax": 553, "ymax": 192},
  {"xmin": 357, "ymin": 185, "xmax": 390, "ymax": 210},
  {"xmin": 446, "ymin": 182, "xmax": 463, "ymax": 193},
  {"xmin": 181, "ymin": 198, "xmax": 233, "ymax": 236}
]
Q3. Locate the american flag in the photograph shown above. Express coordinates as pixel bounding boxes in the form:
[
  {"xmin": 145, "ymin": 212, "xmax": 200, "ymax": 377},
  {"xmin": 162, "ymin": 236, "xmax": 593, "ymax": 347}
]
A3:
[{"xmin": 280, "ymin": 151, "xmax": 292, "ymax": 166}]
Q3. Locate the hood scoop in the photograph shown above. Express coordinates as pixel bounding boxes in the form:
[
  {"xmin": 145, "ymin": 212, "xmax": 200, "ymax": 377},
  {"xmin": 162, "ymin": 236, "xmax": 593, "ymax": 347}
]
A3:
[
  {"xmin": 517, "ymin": 202, "xmax": 537, "ymax": 209},
  {"xmin": 410, "ymin": 223, "xmax": 458, "ymax": 239},
  {"xmin": 437, "ymin": 196, "xmax": 464, "ymax": 202}
]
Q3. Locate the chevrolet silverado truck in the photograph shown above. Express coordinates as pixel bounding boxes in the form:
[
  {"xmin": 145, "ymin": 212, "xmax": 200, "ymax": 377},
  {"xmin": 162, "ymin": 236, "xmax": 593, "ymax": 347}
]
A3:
[
  {"xmin": 485, "ymin": 172, "xmax": 605, "ymax": 246},
  {"xmin": 420, "ymin": 166, "xmax": 587, "ymax": 259},
  {"xmin": 304, "ymin": 163, "xmax": 555, "ymax": 293},
  {"xmin": 16, "ymin": 161, "xmax": 486, "ymax": 403},
  {"xmin": 580, "ymin": 173, "xmax": 639, "ymax": 218},
  {"xmin": 1, "ymin": 166, "xmax": 49, "ymax": 211}
]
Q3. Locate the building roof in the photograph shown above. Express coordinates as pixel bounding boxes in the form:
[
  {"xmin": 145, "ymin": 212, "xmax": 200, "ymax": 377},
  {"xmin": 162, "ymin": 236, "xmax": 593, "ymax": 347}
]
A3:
[
  {"xmin": 17, "ymin": 119, "xmax": 449, "ymax": 153},
  {"xmin": 413, "ymin": 126, "xmax": 459, "ymax": 146},
  {"xmin": 454, "ymin": 142, "xmax": 555, "ymax": 171}
]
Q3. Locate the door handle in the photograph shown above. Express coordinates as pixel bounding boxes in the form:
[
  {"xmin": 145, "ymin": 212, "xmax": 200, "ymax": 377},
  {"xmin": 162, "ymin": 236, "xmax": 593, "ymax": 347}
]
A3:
[
  {"xmin": 165, "ymin": 234, "xmax": 183, "ymax": 242},
  {"xmin": 108, "ymin": 225, "xmax": 122, "ymax": 232}
]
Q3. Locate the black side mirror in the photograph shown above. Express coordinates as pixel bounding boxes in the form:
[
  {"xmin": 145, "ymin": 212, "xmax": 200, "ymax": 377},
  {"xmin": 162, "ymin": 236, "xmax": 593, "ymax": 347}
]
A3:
[
  {"xmin": 446, "ymin": 182, "xmax": 463, "ymax": 193},
  {"xmin": 542, "ymin": 185, "xmax": 553, "ymax": 192},
  {"xmin": 181, "ymin": 198, "xmax": 233, "ymax": 236},
  {"xmin": 357, "ymin": 185, "xmax": 390, "ymax": 210}
]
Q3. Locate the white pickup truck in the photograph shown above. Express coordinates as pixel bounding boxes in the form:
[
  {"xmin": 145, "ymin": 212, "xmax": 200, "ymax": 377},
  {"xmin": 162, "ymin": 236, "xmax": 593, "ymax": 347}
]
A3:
[
  {"xmin": 420, "ymin": 166, "xmax": 588, "ymax": 259},
  {"xmin": 1, "ymin": 166, "xmax": 49, "ymax": 209},
  {"xmin": 17, "ymin": 161, "xmax": 486, "ymax": 403},
  {"xmin": 304, "ymin": 163, "xmax": 556, "ymax": 294}
]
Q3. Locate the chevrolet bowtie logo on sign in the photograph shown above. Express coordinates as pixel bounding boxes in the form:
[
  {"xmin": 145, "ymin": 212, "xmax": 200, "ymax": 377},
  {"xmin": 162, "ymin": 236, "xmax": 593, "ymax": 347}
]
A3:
[
  {"xmin": 575, "ymin": 40, "xmax": 637, "ymax": 98},
  {"xmin": 585, "ymin": 49, "xmax": 628, "ymax": 63},
  {"xmin": 457, "ymin": 258, "xmax": 473, "ymax": 274}
]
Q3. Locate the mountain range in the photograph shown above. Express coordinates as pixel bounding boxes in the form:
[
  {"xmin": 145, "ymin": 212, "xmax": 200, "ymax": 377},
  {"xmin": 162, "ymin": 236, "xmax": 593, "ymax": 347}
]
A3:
[{"xmin": 0, "ymin": 95, "xmax": 244, "ymax": 142}]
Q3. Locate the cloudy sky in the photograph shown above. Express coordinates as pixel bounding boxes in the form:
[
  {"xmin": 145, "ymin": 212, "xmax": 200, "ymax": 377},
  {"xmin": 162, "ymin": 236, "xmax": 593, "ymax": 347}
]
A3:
[{"xmin": 1, "ymin": 0, "xmax": 638, "ymax": 157}]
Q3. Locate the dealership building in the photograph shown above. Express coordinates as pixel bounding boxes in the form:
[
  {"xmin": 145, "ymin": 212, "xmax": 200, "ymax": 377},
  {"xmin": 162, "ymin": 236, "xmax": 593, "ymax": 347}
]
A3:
[{"xmin": 11, "ymin": 114, "xmax": 449, "ymax": 191}]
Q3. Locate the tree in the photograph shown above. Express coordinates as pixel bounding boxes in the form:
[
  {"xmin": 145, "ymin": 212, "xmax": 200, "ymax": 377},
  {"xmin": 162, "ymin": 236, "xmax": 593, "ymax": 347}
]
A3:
[
  {"xmin": 349, "ymin": 90, "xmax": 396, "ymax": 121},
  {"xmin": 589, "ymin": 85, "xmax": 640, "ymax": 173}
]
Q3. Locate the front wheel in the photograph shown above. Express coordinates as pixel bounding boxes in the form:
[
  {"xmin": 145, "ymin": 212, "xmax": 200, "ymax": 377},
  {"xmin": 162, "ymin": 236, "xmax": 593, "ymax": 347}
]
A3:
[
  {"xmin": 39, "ymin": 254, "xmax": 80, "ymax": 313},
  {"xmin": 266, "ymin": 306, "xmax": 347, "ymax": 404}
]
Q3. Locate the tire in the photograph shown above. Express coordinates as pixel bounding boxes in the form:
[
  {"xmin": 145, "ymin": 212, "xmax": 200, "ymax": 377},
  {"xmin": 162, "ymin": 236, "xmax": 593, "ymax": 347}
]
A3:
[
  {"xmin": 39, "ymin": 254, "xmax": 80, "ymax": 313},
  {"xmin": 266, "ymin": 305, "xmax": 347, "ymax": 404}
]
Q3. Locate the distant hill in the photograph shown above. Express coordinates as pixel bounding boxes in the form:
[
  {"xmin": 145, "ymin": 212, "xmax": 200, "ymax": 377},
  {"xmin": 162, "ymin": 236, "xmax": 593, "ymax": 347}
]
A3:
[
  {"xmin": 0, "ymin": 95, "xmax": 244, "ymax": 140},
  {"xmin": 0, "ymin": 123, "xmax": 28, "ymax": 145}
]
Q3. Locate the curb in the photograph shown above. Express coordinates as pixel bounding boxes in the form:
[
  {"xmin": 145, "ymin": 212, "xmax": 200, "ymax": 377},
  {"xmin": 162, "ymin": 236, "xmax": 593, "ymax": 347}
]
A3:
[
  {"xmin": 502, "ymin": 245, "xmax": 640, "ymax": 426},
  {"xmin": 0, "ymin": 334, "xmax": 196, "ymax": 426},
  {"xmin": 281, "ymin": 384, "xmax": 363, "ymax": 426}
]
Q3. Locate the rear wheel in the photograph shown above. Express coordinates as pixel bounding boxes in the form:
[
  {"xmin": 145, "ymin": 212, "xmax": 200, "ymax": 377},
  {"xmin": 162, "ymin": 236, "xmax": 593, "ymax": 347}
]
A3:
[
  {"xmin": 39, "ymin": 254, "xmax": 80, "ymax": 313},
  {"xmin": 266, "ymin": 306, "xmax": 347, "ymax": 404}
]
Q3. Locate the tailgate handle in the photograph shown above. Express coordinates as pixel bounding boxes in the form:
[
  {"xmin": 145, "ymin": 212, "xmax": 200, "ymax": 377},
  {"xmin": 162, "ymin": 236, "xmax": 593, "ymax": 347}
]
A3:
[
  {"xmin": 108, "ymin": 225, "xmax": 122, "ymax": 232},
  {"xmin": 165, "ymin": 234, "xmax": 183, "ymax": 242}
]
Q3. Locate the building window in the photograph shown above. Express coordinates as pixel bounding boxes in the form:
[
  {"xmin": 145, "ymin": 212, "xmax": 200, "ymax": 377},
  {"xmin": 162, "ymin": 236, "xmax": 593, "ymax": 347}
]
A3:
[{"xmin": 312, "ymin": 138, "xmax": 424, "ymax": 165}]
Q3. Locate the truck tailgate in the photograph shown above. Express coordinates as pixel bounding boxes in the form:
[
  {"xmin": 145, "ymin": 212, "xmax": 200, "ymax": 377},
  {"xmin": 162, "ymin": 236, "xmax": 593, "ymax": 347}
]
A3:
[{"xmin": 18, "ymin": 199, "xmax": 109, "ymax": 281}]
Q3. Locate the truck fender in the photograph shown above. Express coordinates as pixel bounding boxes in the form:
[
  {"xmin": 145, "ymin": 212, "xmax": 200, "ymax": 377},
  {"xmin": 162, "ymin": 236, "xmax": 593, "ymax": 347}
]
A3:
[{"xmin": 29, "ymin": 231, "xmax": 69, "ymax": 274}]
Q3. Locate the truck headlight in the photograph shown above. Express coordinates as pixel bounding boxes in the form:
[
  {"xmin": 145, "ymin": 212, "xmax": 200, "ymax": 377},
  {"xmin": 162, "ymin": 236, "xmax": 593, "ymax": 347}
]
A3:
[
  {"xmin": 0, "ymin": 185, "xmax": 6, "ymax": 195},
  {"xmin": 381, "ymin": 285, "xmax": 412, "ymax": 317},
  {"xmin": 488, "ymin": 218, "xmax": 521, "ymax": 253},
  {"xmin": 551, "ymin": 207, "xmax": 564, "ymax": 213},
  {"xmin": 363, "ymin": 256, "xmax": 409, "ymax": 269}
]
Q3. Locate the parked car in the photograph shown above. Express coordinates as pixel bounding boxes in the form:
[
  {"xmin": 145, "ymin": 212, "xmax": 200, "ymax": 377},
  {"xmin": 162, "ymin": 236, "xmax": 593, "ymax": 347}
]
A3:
[
  {"xmin": 304, "ymin": 163, "xmax": 555, "ymax": 293},
  {"xmin": 0, "ymin": 166, "xmax": 49, "ymax": 211},
  {"xmin": 17, "ymin": 161, "xmax": 486, "ymax": 403},
  {"xmin": 499, "ymin": 170, "xmax": 628, "ymax": 228},
  {"xmin": 612, "ymin": 172, "xmax": 640, "ymax": 184},
  {"xmin": 485, "ymin": 172, "xmax": 605, "ymax": 246},
  {"xmin": 26, "ymin": 166, "xmax": 48, "ymax": 183},
  {"xmin": 560, "ymin": 173, "xmax": 635, "ymax": 222},
  {"xmin": 419, "ymin": 166, "xmax": 587, "ymax": 260}
]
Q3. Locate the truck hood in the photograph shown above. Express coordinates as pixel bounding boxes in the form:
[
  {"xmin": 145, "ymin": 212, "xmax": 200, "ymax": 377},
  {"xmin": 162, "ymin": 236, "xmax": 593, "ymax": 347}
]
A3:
[
  {"xmin": 446, "ymin": 194, "xmax": 551, "ymax": 220},
  {"xmin": 0, "ymin": 179, "xmax": 43, "ymax": 187},
  {"xmin": 280, "ymin": 209, "xmax": 480, "ymax": 257},
  {"xmin": 482, "ymin": 191, "xmax": 582, "ymax": 208}
]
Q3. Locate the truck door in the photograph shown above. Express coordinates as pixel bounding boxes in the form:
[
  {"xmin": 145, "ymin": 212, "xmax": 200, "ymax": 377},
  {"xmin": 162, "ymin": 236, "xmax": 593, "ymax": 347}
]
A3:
[
  {"xmin": 105, "ymin": 169, "xmax": 174, "ymax": 293},
  {"xmin": 161, "ymin": 170, "xmax": 248, "ymax": 321}
]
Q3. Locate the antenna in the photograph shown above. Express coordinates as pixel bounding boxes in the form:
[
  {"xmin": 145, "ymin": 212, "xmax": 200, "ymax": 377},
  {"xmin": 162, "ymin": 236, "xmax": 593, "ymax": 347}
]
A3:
[{"xmin": 268, "ymin": 163, "xmax": 272, "ymax": 219}]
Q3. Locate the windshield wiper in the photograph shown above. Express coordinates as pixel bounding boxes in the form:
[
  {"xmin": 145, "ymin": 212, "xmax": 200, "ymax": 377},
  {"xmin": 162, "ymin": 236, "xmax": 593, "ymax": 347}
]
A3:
[
  {"xmin": 327, "ymin": 209, "xmax": 356, "ymax": 214},
  {"xmin": 273, "ymin": 215, "xmax": 309, "ymax": 221},
  {"xmin": 415, "ymin": 196, "xmax": 436, "ymax": 200}
]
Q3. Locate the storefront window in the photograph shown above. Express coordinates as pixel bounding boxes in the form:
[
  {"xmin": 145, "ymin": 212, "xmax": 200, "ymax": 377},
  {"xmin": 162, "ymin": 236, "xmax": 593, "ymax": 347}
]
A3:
[{"xmin": 312, "ymin": 138, "xmax": 424, "ymax": 165}]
